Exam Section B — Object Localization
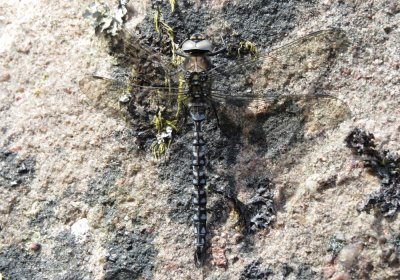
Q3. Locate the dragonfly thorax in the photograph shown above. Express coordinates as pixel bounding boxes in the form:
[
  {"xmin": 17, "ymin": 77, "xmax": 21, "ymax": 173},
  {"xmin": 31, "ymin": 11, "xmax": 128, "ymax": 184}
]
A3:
[
  {"xmin": 186, "ymin": 72, "xmax": 210, "ymax": 99},
  {"xmin": 186, "ymin": 72, "xmax": 208, "ymax": 84}
]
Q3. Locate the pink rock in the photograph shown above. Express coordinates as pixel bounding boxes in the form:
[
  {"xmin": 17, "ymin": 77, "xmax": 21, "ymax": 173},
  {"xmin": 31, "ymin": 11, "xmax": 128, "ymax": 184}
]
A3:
[
  {"xmin": 211, "ymin": 247, "xmax": 227, "ymax": 268},
  {"xmin": 323, "ymin": 264, "xmax": 335, "ymax": 278},
  {"xmin": 0, "ymin": 73, "xmax": 10, "ymax": 82},
  {"xmin": 331, "ymin": 272, "xmax": 350, "ymax": 280}
]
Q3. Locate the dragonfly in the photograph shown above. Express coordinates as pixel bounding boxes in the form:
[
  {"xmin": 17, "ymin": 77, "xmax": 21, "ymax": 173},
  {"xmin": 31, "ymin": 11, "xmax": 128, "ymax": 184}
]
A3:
[{"xmin": 80, "ymin": 23, "xmax": 350, "ymax": 265}]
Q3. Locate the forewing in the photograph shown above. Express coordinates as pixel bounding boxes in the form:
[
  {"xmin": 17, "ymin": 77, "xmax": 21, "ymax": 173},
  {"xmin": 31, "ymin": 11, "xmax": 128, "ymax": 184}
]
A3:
[
  {"xmin": 208, "ymin": 28, "xmax": 349, "ymax": 98},
  {"xmin": 79, "ymin": 73, "xmax": 185, "ymax": 124},
  {"xmin": 212, "ymin": 94, "xmax": 350, "ymax": 159},
  {"xmin": 79, "ymin": 74, "xmax": 129, "ymax": 118},
  {"xmin": 208, "ymin": 28, "xmax": 350, "ymax": 138},
  {"xmin": 84, "ymin": 0, "xmax": 184, "ymax": 87},
  {"xmin": 79, "ymin": 24, "xmax": 187, "ymax": 121},
  {"xmin": 114, "ymin": 28, "xmax": 184, "ymax": 87},
  {"xmin": 81, "ymin": 2, "xmax": 187, "ymax": 156}
]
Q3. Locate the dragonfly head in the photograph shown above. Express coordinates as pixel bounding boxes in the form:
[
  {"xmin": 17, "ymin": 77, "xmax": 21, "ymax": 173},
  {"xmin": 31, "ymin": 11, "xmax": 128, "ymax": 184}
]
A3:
[
  {"xmin": 182, "ymin": 33, "xmax": 213, "ymax": 54},
  {"xmin": 190, "ymin": 33, "xmax": 206, "ymax": 41}
]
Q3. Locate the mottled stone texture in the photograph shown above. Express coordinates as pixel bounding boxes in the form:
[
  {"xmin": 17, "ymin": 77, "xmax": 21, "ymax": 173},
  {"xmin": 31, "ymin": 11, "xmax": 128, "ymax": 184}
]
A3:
[{"xmin": 0, "ymin": 0, "xmax": 399, "ymax": 279}]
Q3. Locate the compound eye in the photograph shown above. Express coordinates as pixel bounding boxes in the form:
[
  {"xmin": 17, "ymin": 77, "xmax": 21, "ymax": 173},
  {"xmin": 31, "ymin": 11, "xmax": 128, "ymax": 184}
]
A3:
[
  {"xmin": 190, "ymin": 33, "xmax": 205, "ymax": 41},
  {"xmin": 200, "ymin": 75, "xmax": 207, "ymax": 82}
]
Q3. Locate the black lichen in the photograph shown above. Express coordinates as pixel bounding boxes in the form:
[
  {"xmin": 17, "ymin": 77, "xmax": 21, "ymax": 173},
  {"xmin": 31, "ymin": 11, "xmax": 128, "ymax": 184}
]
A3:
[
  {"xmin": 0, "ymin": 232, "xmax": 91, "ymax": 280},
  {"xmin": 295, "ymin": 265, "xmax": 319, "ymax": 280},
  {"xmin": 239, "ymin": 261, "xmax": 316, "ymax": 280},
  {"xmin": 345, "ymin": 128, "xmax": 400, "ymax": 217},
  {"xmin": 104, "ymin": 230, "xmax": 158, "ymax": 280},
  {"xmin": 0, "ymin": 148, "xmax": 36, "ymax": 188},
  {"xmin": 281, "ymin": 263, "xmax": 294, "ymax": 277},
  {"xmin": 394, "ymin": 235, "xmax": 400, "ymax": 250},
  {"xmin": 212, "ymin": 176, "xmax": 276, "ymax": 236},
  {"xmin": 245, "ymin": 177, "xmax": 276, "ymax": 232},
  {"xmin": 85, "ymin": 164, "xmax": 122, "ymax": 207},
  {"xmin": 0, "ymin": 245, "xmax": 43, "ymax": 279},
  {"xmin": 240, "ymin": 260, "xmax": 273, "ymax": 280}
]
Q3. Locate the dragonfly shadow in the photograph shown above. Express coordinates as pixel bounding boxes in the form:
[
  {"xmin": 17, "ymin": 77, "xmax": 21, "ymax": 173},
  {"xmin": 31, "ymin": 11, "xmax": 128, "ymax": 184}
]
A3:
[
  {"xmin": 202, "ymin": 93, "xmax": 350, "ymax": 256},
  {"xmin": 217, "ymin": 91, "xmax": 351, "ymax": 158},
  {"xmin": 216, "ymin": 99, "xmax": 307, "ymax": 160}
]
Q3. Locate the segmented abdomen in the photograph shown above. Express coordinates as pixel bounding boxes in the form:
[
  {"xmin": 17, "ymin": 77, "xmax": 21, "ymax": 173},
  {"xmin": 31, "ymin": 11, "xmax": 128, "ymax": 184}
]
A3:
[{"xmin": 189, "ymin": 101, "xmax": 208, "ymax": 263}]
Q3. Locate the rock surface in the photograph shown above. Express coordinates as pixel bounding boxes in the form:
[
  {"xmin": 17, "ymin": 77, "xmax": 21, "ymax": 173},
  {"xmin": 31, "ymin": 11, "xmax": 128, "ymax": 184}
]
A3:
[{"xmin": 1, "ymin": 0, "xmax": 399, "ymax": 279}]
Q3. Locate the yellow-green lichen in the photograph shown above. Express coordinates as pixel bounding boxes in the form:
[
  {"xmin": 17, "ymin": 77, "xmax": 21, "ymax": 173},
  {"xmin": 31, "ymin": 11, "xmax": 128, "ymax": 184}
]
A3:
[
  {"xmin": 175, "ymin": 73, "xmax": 187, "ymax": 118},
  {"xmin": 169, "ymin": 0, "xmax": 176, "ymax": 12},
  {"xmin": 153, "ymin": 6, "xmax": 183, "ymax": 66},
  {"xmin": 151, "ymin": 111, "xmax": 177, "ymax": 159},
  {"xmin": 33, "ymin": 88, "xmax": 42, "ymax": 97},
  {"xmin": 238, "ymin": 40, "xmax": 257, "ymax": 56}
]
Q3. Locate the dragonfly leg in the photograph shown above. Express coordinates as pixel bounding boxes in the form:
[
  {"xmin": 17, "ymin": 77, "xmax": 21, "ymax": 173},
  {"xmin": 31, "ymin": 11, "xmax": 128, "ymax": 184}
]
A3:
[
  {"xmin": 210, "ymin": 100, "xmax": 221, "ymax": 128},
  {"xmin": 208, "ymin": 47, "xmax": 227, "ymax": 56},
  {"xmin": 208, "ymin": 35, "xmax": 227, "ymax": 57},
  {"xmin": 182, "ymin": 103, "xmax": 189, "ymax": 126}
]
